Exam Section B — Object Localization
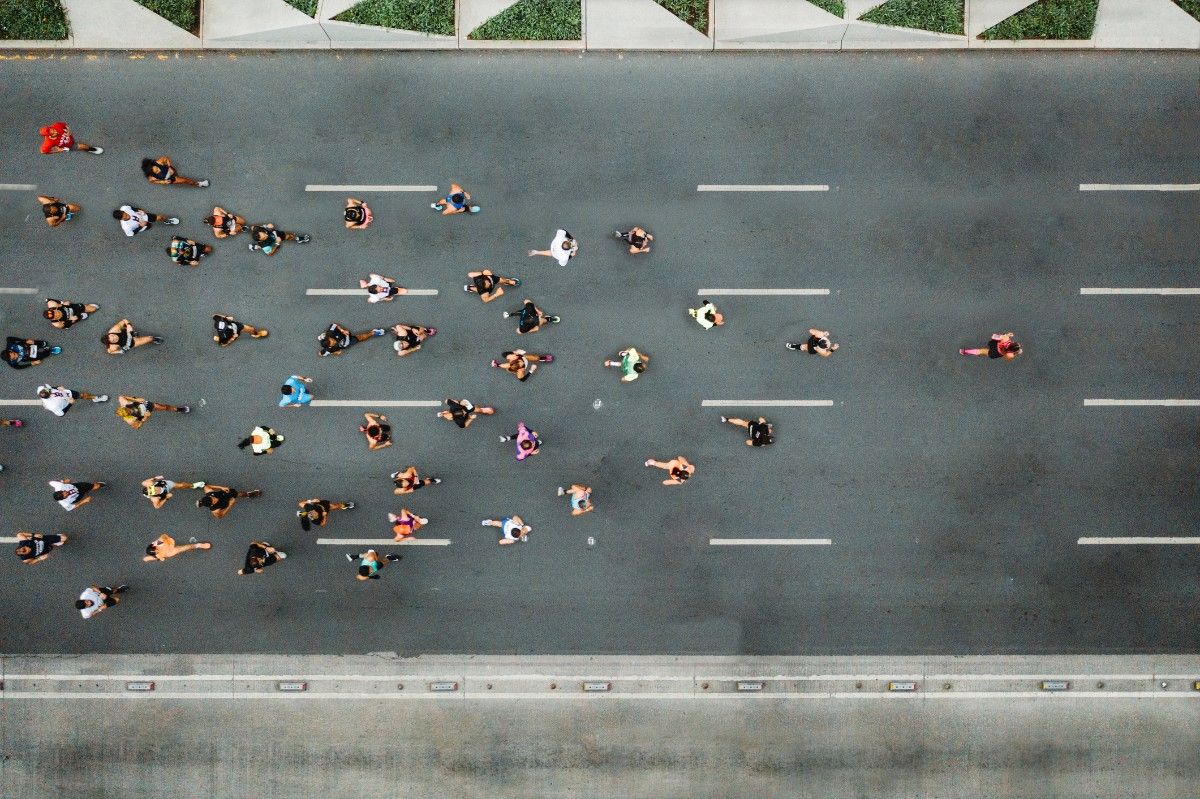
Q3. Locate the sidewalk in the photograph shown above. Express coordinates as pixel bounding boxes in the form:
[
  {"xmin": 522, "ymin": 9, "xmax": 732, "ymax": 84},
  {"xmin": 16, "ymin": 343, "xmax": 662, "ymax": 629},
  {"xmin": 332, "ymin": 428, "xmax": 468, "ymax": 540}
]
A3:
[{"xmin": 1, "ymin": 0, "xmax": 1197, "ymax": 50}]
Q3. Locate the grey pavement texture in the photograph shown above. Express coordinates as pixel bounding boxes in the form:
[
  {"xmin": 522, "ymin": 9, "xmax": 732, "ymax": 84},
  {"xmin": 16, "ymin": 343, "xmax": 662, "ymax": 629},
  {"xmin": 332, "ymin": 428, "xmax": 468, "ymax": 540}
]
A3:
[
  {"xmin": 0, "ymin": 52, "xmax": 1198, "ymax": 656},
  {"xmin": 4, "ymin": 691, "xmax": 1199, "ymax": 798}
]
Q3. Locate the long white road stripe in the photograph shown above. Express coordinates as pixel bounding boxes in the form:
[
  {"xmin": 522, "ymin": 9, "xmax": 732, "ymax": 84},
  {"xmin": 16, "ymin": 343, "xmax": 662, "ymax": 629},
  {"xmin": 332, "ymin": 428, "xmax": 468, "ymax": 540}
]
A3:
[
  {"xmin": 0, "ymin": 288, "xmax": 38, "ymax": 294},
  {"xmin": 0, "ymin": 537, "xmax": 18, "ymax": 543},
  {"xmin": 305, "ymin": 184, "xmax": 437, "ymax": 192},
  {"xmin": 1078, "ymin": 537, "xmax": 1200, "ymax": 545},
  {"xmin": 306, "ymin": 288, "xmax": 439, "ymax": 297},
  {"xmin": 1079, "ymin": 184, "xmax": 1200, "ymax": 192},
  {"xmin": 310, "ymin": 400, "xmax": 441, "ymax": 408},
  {"xmin": 710, "ymin": 538, "xmax": 832, "ymax": 546},
  {"xmin": 0, "ymin": 399, "xmax": 39, "ymax": 406},
  {"xmin": 317, "ymin": 538, "xmax": 451, "ymax": 546},
  {"xmin": 1081, "ymin": 288, "xmax": 1200, "ymax": 295},
  {"xmin": 696, "ymin": 289, "xmax": 830, "ymax": 296},
  {"xmin": 702, "ymin": 400, "xmax": 834, "ymax": 408},
  {"xmin": 697, "ymin": 184, "xmax": 829, "ymax": 192},
  {"xmin": 1084, "ymin": 399, "xmax": 1200, "ymax": 407},
  {"xmin": 0, "ymin": 183, "xmax": 37, "ymax": 191}
]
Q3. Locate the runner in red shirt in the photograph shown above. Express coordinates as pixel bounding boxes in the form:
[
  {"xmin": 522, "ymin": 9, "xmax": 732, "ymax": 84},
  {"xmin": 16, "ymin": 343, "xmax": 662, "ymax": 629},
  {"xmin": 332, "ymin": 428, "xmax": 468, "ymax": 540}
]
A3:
[{"xmin": 38, "ymin": 122, "xmax": 103, "ymax": 155}]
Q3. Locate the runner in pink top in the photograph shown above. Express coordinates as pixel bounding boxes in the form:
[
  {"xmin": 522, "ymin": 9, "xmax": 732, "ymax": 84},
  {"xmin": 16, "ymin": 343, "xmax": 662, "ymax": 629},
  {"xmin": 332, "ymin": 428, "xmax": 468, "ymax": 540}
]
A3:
[{"xmin": 500, "ymin": 421, "xmax": 541, "ymax": 461}]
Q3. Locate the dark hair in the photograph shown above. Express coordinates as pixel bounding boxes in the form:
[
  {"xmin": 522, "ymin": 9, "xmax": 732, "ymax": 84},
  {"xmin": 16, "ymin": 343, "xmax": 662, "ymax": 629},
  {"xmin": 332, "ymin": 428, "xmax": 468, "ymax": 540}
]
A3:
[
  {"xmin": 52, "ymin": 490, "xmax": 69, "ymax": 500},
  {"xmin": 16, "ymin": 544, "xmax": 31, "ymax": 556},
  {"xmin": 519, "ymin": 439, "xmax": 533, "ymax": 450},
  {"xmin": 112, "ymin": 209, "xmax": 124, "ymax": 220},
  {"xmin": 358, "ymin": 565, "xmax": 371, "ymax": 577},
  {"xmin": 141, "ymin": 158, "xmax": 156, "ymax": 175},
  {"xmin": 202, "ymin": 215, "xmax": 215, "ymax": 226},
  {"xmin": 633, "ymin": 362, "xmax": 646, "ymax": 373},
  {"xmin": 145, "ymin": 544, "xmax": 157, "ymax": 555},
  {"xmin": 345, "ymin": 207, "xmax": 363, "ymax": 222},
  {"xmin": 1009, "ymin": 342, "xmax": 1022, "ymax": 355},
  {"xmin": 42, "ymin": 309, "xmax": 59, "ymax": 320},
  {"xmin": 75, "ymin": 599, "xmax": 89, "ymax": 609}
]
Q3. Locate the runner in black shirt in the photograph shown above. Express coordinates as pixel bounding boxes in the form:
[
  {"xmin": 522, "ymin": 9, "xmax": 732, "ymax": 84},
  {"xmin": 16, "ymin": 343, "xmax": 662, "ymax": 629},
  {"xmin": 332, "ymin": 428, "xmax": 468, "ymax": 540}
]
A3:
[
  {"xmin": 719, "ymin": 415, "xmax": 774, "ymax": 447},
  {"xmin": 213, "ymin": 314, "xmax": 268, "ymax": 346},
  {"xmin": 15, "ymin": 532, "xmax": 67, "ymax": 564},
  {"xmin": 197, "ymin": 484, "xmax": 262, "ymax": 519}
]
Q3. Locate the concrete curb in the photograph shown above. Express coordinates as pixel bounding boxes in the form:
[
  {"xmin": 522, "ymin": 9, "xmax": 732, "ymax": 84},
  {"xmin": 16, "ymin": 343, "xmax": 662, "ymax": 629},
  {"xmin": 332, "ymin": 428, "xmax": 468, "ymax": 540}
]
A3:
[{"xmin": 3, "ymin": 654, "xmax": 1198, "ymax": 699}]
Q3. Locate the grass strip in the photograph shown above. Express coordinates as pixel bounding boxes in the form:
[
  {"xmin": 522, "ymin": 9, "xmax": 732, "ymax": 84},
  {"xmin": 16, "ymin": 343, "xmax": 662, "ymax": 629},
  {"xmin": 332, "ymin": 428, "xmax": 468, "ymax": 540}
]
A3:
[
  {"xmin": 0, "ymin": 0, "xmax": 70, "ymax": 40},
  {"xmin": 859, "ymin": 0, "xmax": 963, "ymax": 34},
  {"xmin": 133, "ymin": 0, "xmax": 200, "ymax": 34},
  {"xmin": 283, "ymin": 0, "xmax": 319, "ymax": 17},
  {"xmin": 979, "ymin": 0, "xmax": 1098, "ymax": 39},
  {"xmin": 652, "ymin": 0, "xmax": 708, "ymax": 33},
  {"xmin": 808, "ymin": 0, "xmax": 845, "ymax": 16},
  {"xmin": 333, "ymin": 0, "xmax": 455, "ymax": 34},
  {"xmin": 469, "ymin": 0, "xmax": 581, "ymax": 40},
  {"xmin": 1169, "ymin": 0, "xmax": 1200, "ymax": 21}
]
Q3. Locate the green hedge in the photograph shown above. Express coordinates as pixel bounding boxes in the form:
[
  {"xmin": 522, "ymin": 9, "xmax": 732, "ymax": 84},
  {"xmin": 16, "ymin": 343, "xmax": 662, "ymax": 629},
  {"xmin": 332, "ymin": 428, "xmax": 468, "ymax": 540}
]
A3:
[
  {"xmin": 1170, "ymin": 0, "xmax": 1200, "ymax": 21},
  {"xmin": 469, "ymin": 0, "xmax": 582, "ymax": 40},
  {"xmin": 0, "ymin": 0, "xmax": 70, "ymax": 40},
  {"xmin": 334, "ymin": 0, "xmax": 454, "ymax": 35},
  {"xmin": 979, "ymin": 0, "xmax": 1098, "ymax": 39},
  {"xmin": 860, "ymin": 0, "xmax": 963, "ymax": 34},
  {"xmin": 134, "ymin": 0, "xmax": 200, "ymax": 34},
  {"xmin": 653, "ymin": 0, "xmax": 707, "ymax": 33},
  {"xmin": 283, "ymin": 0, "xmax": 319, "ymax": 16},
  {"xmin": 809, "ymin": 0, "xmax": 845, "ymax": 16}
]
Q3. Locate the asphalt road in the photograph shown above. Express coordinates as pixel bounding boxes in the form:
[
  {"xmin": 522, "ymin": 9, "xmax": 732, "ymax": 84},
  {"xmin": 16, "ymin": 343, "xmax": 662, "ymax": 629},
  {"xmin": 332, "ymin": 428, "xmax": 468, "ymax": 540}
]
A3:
[{"xmin": 0, "ymin": 52, "xmax": 1196, "ymax": 655}]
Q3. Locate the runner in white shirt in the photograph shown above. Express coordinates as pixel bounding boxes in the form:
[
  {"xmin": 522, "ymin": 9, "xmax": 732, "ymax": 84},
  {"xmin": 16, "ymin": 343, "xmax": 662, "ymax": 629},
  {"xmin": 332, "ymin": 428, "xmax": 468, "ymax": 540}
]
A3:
[
  {"xmin": 113, "ymin": 205, "xmax": 179, "ymax": 236},
  {"xmin": 529, "ymin": 229, "xmax": 578, "ymax": 266},
  {"xmin": 481, "ymin": 514, "xmax": 532, "ymax": 545},
  {"xmin": 37, "ymin": 384, "xmax": 107, "ymax": 416},
  {"xmin": 359, "ymin": 273, "xmax": 407, "ymax": 303},
  {"xmin": 49, "ymin": 478, "xmax": 104, "ymax": 511},
  {"xmin": 76, "ymin": 584, "xmax": 126, "ymax": 619}
]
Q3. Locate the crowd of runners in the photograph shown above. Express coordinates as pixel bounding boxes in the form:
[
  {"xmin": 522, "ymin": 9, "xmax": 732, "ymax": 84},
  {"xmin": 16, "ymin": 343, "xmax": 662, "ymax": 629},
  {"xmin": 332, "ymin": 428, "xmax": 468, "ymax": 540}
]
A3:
[{"xmin": 9, "ymin": 122, "xmax": 1024, "ymax": 617}]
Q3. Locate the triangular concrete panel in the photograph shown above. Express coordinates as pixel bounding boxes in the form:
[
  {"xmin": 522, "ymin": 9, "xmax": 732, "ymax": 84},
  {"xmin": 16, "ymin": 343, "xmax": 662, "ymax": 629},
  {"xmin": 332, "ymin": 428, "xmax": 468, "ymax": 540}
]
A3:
[
  {"xmin": 204, "ymin": 0, "xmax": 317, "ymax": 39},
  {"xmin": 205, "ymin": 22, "xmax": 331, "ymax": 47},
  {"xmin": 588, "ymin": 0, "xmax": 710, "ymax": 48},
  {"xmin": 716, "ymin": 0, "xmax": 843, "ymax": 41},
  {"xmin": 968, "ymin": 0, "xmax": 1039, "ymax": 36},
  {"xmin": 63, "ymin": 0, "xmax": 200, "ymax": 47},
  {"xmin": 319, "ymin": 0, "xmax": 361, "ymax": 19},
  {"xmin": 718, "ymin": 22, "xmax": 849, "ymax": 47},
  {"xmin": 1094, "ymin": 0, "xmax": 1200, "ymax": 47}
]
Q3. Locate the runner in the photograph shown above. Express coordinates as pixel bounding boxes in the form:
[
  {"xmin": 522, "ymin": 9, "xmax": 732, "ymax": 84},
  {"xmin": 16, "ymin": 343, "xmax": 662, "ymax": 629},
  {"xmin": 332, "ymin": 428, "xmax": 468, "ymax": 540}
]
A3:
[
  {"xmin": 15, "ymin": 532, "xmax": 68, "ymax": 565},
  {"xmin": 390, "ymin": 323, "xmax": 436, "ymax": 357},
  {"xmin": 719, "ymin": 415, "xmax": 774, "ymax": 447},
  {"xmin": 786, "ymin": 329, "xmax": 839, "ymax": 356},
  {"xmin": 499, "ymin": 421, "xmax": 541, "ymax": 461},
  {"xmin": 237, "ymin": 425, "xmax": 284, "ymax": 455},
  {"xmin": 39, "ymin": 122, "xmax": 102, "ymax": 155},
  {"xmin": 141, "ymin": 475, "xmax": 205, "ymax": 509},
  {"xmin": 237, "ymin": 541, "xmax": 286, "ymax": 575},
  {"xmin": 644, "ymin": 456, "xmax": 695, "ymax": 486},
  {"xmin": 482, "ymin": 515, "xmax": 531, "ymax": 546},
  {"xmin": 960, "ymin": 332, "xmax": 1022, "ymax": 361},
  {"xmin": 391, "ymin": 466, "xmax": 441, "ymax": 495},
  {"xmin": 248, "ymin": 222, "xmax": 310, "ymax": 255},
  {"xmin": 38, "ymin": 195, "xmax": 80, "ymax": 227},
  {"xmin": 464, "ymin": 269, "xmax": 519, "ymax": 303},
  {"xmin": 141, "ymin": 156, "xmax": 208, "ymax": 187},
  {"xmin": 50, "ymin": 478, "xmax": 105, "ymax": 511},
  {"xmin": 203, "ymin": 206, "xmax": 246, "ymax": 238},
  {"xmin": 603, "ymin": 347, "xmax": 649, "ymax": 382},
  {"xmin": 318, "ymin": 323, "xmax": 385, "ymax": 357},
  {"xmin": 37, "ymin": 384, "xmax": 108, "ymax": 416},
  {"xmin": 360, "ymin": 273, "xmax": 407, "ymax": 303},
  {"xmin": 4, "ymin": 337, "xmax": 60, "ymax": 369},
  {"xmin": 44, "ymin": 298, "xmax": 100, "ymax": 330},
  {"xmin": 103, "ymin": 319, "xmax": 161, "ymax": 355},
  {"xmin": 359, "ymin": 412, "xmax": 393, "ymax": 450},
  {"xmin": 529, "ymin": 229, "xmax": 579, "ymax": 265},
  {"xmin": 113, "ymin": 205, "xmax": 179, "ymax": 236},
  {"xmin": 280, "ymin": 374, "xmax": 314, "ymax": 407},
  {"xmin": 166, "ymin": 235, "xmax": 213, "ymax": 267},
  {"xmin": 344, "ymin": 197, "xmax": 372, "ymax": 229},
  {"xmin": 504, "ymin": 298, "xmax": 560, "ymax": 335},
  {"xmin": 492, "ymin": 349, "xmax": 553, "ymax": 382},
  {"xmin": 438, "ymin": 398, "xmax": 495, "ymax": 429},
  {"xmin": 614, "ymin": 226, "xmax": 653, "ymax": 255},
  {"xmin": 388, "ymin": 509, "xmax": 428, "ymax": 542},
  {"xmin": 143, "ymin": 534, "xmax": 212, "ymax": 562},
  {"xmin": 688, "ymin": 299, "xmax": 725, "ymax": 330},
  {"xmin": 197, "ymin": 485, "xmax": 261, "ymax": 519},
  {"xmin": 213, "ymin": 314, "xmax": 268, "ymax": 346},
  {"xmin": 297, "ymin": 498, "xmax": 355, "ymax": 531},
  {"xmin": 76, "ymin": 585, "xmax": 127, "ymax": 620},
  {"xmin": 116, "ymin": 395, "xmax": 189, "ymax": 429},
  {"xmin": 557, "ymin": 484, "xmax": 594, "ymax": 516},
  {"xmin": 348, "ymin": 549, "xmax": 401, "ymax": 580},
  {"xmin": 431, "ymin": 183, "xmax": 479, "ymax": 215}
]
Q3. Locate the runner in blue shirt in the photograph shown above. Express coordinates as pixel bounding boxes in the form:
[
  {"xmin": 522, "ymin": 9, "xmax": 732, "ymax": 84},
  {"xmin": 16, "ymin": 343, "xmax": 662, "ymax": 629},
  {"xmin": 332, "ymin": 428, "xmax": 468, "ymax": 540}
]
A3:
[{"xmin": 280, "ymin": 375, "xmax": 314, "ymax": 408}]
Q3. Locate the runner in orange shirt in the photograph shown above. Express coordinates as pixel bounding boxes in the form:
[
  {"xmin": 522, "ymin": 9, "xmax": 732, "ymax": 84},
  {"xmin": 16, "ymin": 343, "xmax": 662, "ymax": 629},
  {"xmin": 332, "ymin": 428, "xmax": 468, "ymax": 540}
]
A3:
[{"xmin": 143, "ymin": 534, "xmax": 212, "ymax": 562}]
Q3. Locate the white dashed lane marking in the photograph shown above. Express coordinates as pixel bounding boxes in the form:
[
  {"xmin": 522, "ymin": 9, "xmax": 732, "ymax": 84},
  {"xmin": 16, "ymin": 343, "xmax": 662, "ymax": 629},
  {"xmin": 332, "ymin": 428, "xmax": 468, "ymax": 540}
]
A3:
[
  {"xmin": 306, "ymin": 289, "xmax": 439, "ymax": 297},
  {"xmin": 702, "ymin": 400, "xmax": 834, "ymax": 408},
  {"xmin": 1079, "ymin": 184, "xmax": 1200, "ymax": 192},
  {"xmin": 1078, "ymin": 537, "xmax": 1200, "ymax": 545},
  {"xmin": 1081, "ymin": 288, "xmax": 1200, "ymax": 295},
  {"xmin": 0, "ymin": 400, "xmax": 41, "ymax": 406},
  {"xmin": 305, "ymin": 184, "xmax": 438, "ymax": 192},
  {"xmin": 697, "ymin": 185, "xmax": 829, "ymax": 192},
  {"xmin": 1084, "ymin": 399, "xmax": 1200, "ymax": 407},
  {"xmin": 316, "ymin": 538, "xmax": 451, "ymax": 546},
  {"xmin": 710, "ymin": 538, "xmax": 833, "ymax": 546},
  {"xmin": 696, "ymin": 289, "xmax": 830, "ymax": 296},
  {"xmin": 0, "ymin": 288, "xmax": 38, "ymax": 294},
  {"xmin": 0, "ymin": 184, "xmax": 37, "ymax": 191},
  {"xmin": 309, "ymin": 400, "xmax": 441, "ymax": 408}
]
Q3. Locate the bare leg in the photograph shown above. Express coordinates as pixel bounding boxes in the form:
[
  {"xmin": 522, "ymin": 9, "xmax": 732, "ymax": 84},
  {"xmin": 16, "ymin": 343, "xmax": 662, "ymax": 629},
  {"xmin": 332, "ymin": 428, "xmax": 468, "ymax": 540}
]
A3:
[{"xmin": 960, "ymin": 348, "xmax": 988, "ymax": 357}]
